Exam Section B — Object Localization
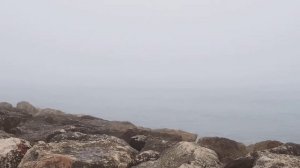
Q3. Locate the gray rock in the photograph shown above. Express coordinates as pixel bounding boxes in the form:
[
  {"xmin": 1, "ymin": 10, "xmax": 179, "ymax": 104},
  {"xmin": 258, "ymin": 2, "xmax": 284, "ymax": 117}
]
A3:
[
  {"xmin": 225, "ymin": 143, "xmax": 300, "ymax": 168},
  {"xmin": 16, "ymin": 101, "xmax": 38, "ymax": 115},
  {"xmin": 197, "ymin": 137, "xmax": 247, "ymax": 163},
  {"xmin": 18, "ymin": 135, "xmax": 138, "ymax": 168},
  {"xmin": 133, "ymin": 141, "xmax": 221, "ymax": 168},
  {"xmin": 0, "ymin": 137, "xmax": 31, "ymax": 168},
  {"xmin": 253, "ymin": 150, "xmax": 300, "ymax": 168},
  {"xmin": 247, "ymin": 140, "xmax": 283, "ymax": 153},
  {"xmin": 134, "ymin": 150, "xmax": 160, "ymax": 165},
  {"xmin": 0, "ymin": 102, "xmax": 13, "ymax": 110}
]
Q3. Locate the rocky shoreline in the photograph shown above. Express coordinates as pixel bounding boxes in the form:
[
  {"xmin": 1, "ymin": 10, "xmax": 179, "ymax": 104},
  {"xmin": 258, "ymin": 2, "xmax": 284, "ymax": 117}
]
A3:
[{"xmin": 0, "ymin": 101, "xmax": 299, "ymax": 168}]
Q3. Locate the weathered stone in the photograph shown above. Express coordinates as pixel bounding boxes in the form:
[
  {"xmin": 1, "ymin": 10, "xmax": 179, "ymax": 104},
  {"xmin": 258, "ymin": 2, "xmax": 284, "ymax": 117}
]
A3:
[
  {"xmin": 133, "ymin": 142, "xmax": 221, "ymax": 168},
  {"xmin": 0, "ymin": 137, "xmax": 31, "ymax": 168},
  {"xmin": 16, "ymin": 101, "xmax": 38, "ymax": 115},
  {"xmin": 197, "ymin": 137, "xmax": 247, "ymax": 163},
  {"xmin": 121, "ymin": 128, "xmax": 184, "ymax": 152},
  {"xmin": 225, "ymin": 144, "xmax": 300, "ymax": 168},
  {"xmin": 247, "ymin": 140, "xmax": 283, "ymax": 153},
  {"xmin": 253, "ymin": 150, "xmax": 300, "ymax": 168},
  {"xmin": 0, "ymin": 102, "xmax": 13, "ymax": 110},
  {"xmin": 152, "ymin": 129, "xmax": 197, "ymax": 142},
  {"xmin": 269, "ymin": 143, "xmax": 300, "ymax": 156},
  {"xmin": 133, "ymin": 150, "xmax": 160, "ymax": 165},
  {"xmin": 18, "ymin": 135, "xmax": 138, "ymax": 168},
  {"xmin": 224, "ymin": 156, "xmax": 256, "ymax": 168},
  {"xmin": 0, "ymin": 108, "xmax": 31, "ymax": 134}
]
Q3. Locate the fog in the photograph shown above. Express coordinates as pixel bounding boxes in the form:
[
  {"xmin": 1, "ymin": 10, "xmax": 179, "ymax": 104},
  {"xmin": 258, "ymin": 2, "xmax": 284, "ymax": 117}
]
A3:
[{"xmin": 0, "ymin": 0, "xmax": 300, "ymax": 143}]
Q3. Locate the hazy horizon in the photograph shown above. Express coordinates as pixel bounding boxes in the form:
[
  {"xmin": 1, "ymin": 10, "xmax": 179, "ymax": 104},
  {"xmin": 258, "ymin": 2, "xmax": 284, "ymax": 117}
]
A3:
[{"xmin": 1, "ymin": 0, "xmax": 300, "ymax": 143}]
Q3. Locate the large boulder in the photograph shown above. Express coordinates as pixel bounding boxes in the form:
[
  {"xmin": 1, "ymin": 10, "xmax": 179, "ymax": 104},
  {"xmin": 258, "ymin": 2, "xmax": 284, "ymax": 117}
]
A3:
[
  {"xmin": 0, "ymin": 102, "xmax": 13, "ymax": 110},
  {"xmin": 121, "ymin": 128, "xmax": 195, "ymax": 153},
  {"xmin": 252, "ymin": 151, "xmax": 300, "ymax": 168},
  {"xmin": 0, "ymin": 137, "xmax": 31, "ymax": 168},
  {"xmin": 152, "ymin": 129, "xmax": 197, "ymax": 142},
  {"xmin": 133, "ymin": 142, "xmax": 221, "ymax": 168},
  {"xmin": 0, "ymin": 107, "xmax": 31, "ymax": 134},
  {"xmin": 18, "ymin": 135, "xmax": 138, "ymax": 168},
  {"xmin": 197, "ymin": 137, "xmax": 247, "ymax": 163},
  {"xmin": 225, "ymin": 143, "xmax": 300, "ymax": 168},
  {"xmin": 16, "ymin": 101, "xmax": 38, "ymax": 115},
  {"xmin": 14, "ymin": 108, "xmax": 136, "ymax": 143},
  {"xmin": 247, "ymin": 140, "xmax": 283, "ymax": 153}
]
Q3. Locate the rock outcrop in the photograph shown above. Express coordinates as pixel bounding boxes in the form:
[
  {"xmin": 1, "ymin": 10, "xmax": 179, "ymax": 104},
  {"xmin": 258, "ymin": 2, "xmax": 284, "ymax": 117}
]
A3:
[
  {"xmin": 1, "ymin": 101, "xmax": 300, "ymax": 168},
  {"xmin": 18, "ymin": 135, "xmax": 138, "ymax": 168},
  {"xmin": 247, "ymin": 140, "xmax": 283, "ymax": 153},
  {"xmin": 0, "ymin": 137, "xmax": 31, "ymax": 168},
  {"xmin": 197, "ymin": 137, "xmax": 247, "ymax": 163},
  {"xmin": 133, "ymin": 142, "xmax": 221, "ymax": 168},
  {"xmin": 225, "ymin": 143, "xmax": 300, "ymax": 168}
]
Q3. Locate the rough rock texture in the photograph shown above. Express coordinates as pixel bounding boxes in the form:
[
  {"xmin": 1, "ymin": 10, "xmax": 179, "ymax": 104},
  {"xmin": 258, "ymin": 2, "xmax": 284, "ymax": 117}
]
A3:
[
  {"xmin": 269, "ymin": 143, "xmax": 300, "ymax": 156},
  {"xmin": 253, "ymin": 151, "xmax": 300, "ymax": 168},
  {"xmin": 133, "ymin": 142, "xmax": 221, "ymax": 168},
  {"xmin": 152, "ymin": 129, "xmax": 197, "ymax": 142},
  {"xmin": 247, "ymin": 140, "xmax": 283, "ymax": 153},
  {"xmin": 225, "ymin": 144, "xmax": 300, "ymax": 168},
  {"xmin": 0, "ymin": 130, "xmax": 14, "ymax": 138},
  {"xmin": 0, "ymin": 137, "xmax": 31, "ymax": 168},
  {"xmin": 133, "ymin": 150, "xmax": 160, "ymax": 165},
  {"xmin": 3, "ymin": 105, "xmax": 137, "ymax": 143},
  {"xmin": 121, "ymin": 128, "xmax": 195, "ymax": 153},
  {"xmin": 197, "ymin": 137, "xmax": 247, "ymax": 163},
  {"xmin": 16, "ymin": 101, "xmax": 38, "ymax": 115},
  {"xmin": 0, "ymin": 107, "xmax": 31, "ymax": 134},
  {"xmin": 18, "ymin": 135, "xmax": 138, "ymax": 168},
  {"xmin": 0, "ymin": 102, "xmax": 13, "ymax": 110}
]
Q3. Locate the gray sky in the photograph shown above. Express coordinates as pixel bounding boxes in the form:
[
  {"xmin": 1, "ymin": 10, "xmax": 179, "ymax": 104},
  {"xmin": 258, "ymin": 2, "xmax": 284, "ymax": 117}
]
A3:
[
  {"xmin": 1, "ymin": 0, "xmax": 300, "ymax": 142},
  {"xmin": 1, "ymin": 0, "xmax": 299, "ymax": 90}
]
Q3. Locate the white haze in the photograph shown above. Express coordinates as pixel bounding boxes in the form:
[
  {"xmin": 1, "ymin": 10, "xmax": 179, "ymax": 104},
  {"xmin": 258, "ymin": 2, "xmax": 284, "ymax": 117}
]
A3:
[{"xmin": 0, "ymin": 0, "xmax": 300, "ymax": 143}]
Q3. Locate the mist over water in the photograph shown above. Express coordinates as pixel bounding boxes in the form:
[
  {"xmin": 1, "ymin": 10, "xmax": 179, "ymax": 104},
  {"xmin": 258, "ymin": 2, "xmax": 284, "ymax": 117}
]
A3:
[{"xmin": 2, "ymin": 86, "xmax": 300, "ymax": 144}]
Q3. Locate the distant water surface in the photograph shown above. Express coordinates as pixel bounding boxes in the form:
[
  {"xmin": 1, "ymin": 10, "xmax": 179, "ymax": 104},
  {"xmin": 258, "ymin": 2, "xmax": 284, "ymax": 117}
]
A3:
[{"xmin": 2, "ymin": 87, "xmax": 300, "ymax": 144}]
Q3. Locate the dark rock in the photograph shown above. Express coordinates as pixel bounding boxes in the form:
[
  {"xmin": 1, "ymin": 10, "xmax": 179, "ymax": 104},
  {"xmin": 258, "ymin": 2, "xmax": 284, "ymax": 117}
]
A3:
[
  {"xmin": 0, "ymin": 137, "xmax": 31, "ymax": 168},
  {"xmin": 18, "ymin": 135, "xmax": 138, "ymax": 168},
  {"xmin": 0, "ymin": 108, "xmax": 31, "ymax": 133},
  {"xmin": 224, "ymin": 156, "xmax": 255, "ymax": 168},
  {"xmin": 0, "ymin": 130, "xmax": 14, "ymax": 138},
  {"xmin": 247, "ymin": 140, "xmax": 283, "ymax": 153},
  {"xmin": 197, "ymin": 137, "xmax": 247, "ymax": 163}
]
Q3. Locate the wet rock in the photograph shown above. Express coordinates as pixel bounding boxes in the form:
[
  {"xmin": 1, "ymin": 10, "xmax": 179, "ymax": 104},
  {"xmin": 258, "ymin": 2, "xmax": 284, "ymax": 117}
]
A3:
[
  {"xmin": 133, "ymin": 150, "xmax": 160, "ymax": 165},
  {"xmin": 133, "ymin": 142, "xmax": 221, "ymax": 168},
  {"xmin": 197, "ymin": 137, "xmax": 247, "ymax": 163},
  {"xmin": 247, "ymin": 140, "xmax": 283, "ymax": 153},
  {"xmin": 16, "ymin": 101, "xmax": 38, "ymax": 115},
  {"xmin": 0, "ymin": 137, "xmax": 31, "ymax": 168},
  {"xmin": 0, "ymin": 102, "xmax": 13, "ymax": 110},
  {"xmin": 18, "ymin": 135, "xmax": 138, "ymax": 168}
]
